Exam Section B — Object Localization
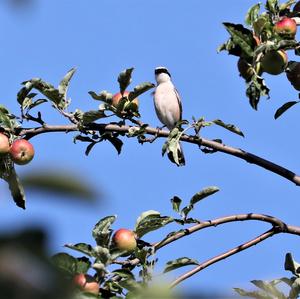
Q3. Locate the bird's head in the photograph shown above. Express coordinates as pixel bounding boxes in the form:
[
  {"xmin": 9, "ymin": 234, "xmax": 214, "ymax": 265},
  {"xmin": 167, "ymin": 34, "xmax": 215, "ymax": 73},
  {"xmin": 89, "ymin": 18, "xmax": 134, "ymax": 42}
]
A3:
[{"xmin": 155, "ymin": 66, "xmax": 171, "ymax": 84}]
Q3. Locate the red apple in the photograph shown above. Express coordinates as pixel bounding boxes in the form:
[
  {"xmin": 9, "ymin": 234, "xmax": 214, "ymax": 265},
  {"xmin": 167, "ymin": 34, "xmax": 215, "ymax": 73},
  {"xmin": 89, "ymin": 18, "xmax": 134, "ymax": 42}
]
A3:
[
  {"xmin": 10, "ymin": 139, "xmax": 34, "ymax": 165},
  {"xmin": 112, "ymin": 228, "xmax": 137, "ymax": 252},
  {"xmin": 73, "ymin": 273, "xmax": 99, "ymax": 295},
  {"xmin": 112, "ymin": 91, "xmax": 139, "ymax": 112},
  {"xmin": 286, "ymin": 61, "xmax": 300, "ymax": 90},
  {"xmin": 0, "ymin": 133, "xmax": 10, "ymax": 155},
  {"xmin": 261, "ymin": 50, "xmax": 288, "ymax": 75},
  {"xmin": 274, "ymin": 17, "xmax": 297, "ymax": 38}
]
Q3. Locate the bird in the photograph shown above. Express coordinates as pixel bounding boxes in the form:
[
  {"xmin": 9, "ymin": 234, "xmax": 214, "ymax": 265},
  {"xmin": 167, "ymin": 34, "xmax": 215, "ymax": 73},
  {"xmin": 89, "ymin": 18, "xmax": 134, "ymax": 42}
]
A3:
[{"xmin": 153, "ymin": 66, "xmax": 185, "ymax": 166}]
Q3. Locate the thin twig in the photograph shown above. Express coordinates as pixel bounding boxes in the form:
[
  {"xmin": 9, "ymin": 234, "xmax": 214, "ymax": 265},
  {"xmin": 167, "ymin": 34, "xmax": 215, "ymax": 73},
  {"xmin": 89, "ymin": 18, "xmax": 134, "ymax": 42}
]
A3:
[
  {"xmin": 18, "ymin": 122, "xmax": 300, "ymax": 186},
  {"xmin": 169, "ymin": 228, "xmax": 276, "ymax": 288}
]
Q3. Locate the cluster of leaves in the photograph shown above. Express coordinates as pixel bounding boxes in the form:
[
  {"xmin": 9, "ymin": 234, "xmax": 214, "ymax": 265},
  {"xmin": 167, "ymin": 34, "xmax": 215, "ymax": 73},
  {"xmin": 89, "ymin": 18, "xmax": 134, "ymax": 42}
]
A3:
[
  {"xmin": 220, "ymin": 0, "xmax": 300, "ymax": 117},
  {"xmin": 235, "ymin": 253, "xmax": 300, "ymax": 299},
  {"xmin": 51, "ymin": 187, "xmax": 219, "ymax": 298}
]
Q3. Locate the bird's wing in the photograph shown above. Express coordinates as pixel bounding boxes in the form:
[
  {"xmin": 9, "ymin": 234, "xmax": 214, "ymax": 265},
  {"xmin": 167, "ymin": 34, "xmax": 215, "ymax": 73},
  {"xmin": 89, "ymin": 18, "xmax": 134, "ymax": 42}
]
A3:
[{"xmin": 174, "ymin": 88, "xmax": 183, "ymax": 120}]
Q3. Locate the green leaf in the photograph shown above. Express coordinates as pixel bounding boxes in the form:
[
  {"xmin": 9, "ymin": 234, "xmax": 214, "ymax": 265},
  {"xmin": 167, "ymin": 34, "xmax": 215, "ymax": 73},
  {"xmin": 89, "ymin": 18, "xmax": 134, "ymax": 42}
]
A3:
[
  {"xmin": 28, "ymin": 99, "xmax": 48, "ymax": 110},
  {"xmin": 65, "ymin": 243, "xmax": 94, "ymax": 257},
  {"xmin": 82, "ymin": 110, "xmax": 106, "ymax": 124},
  {"xmin": 135, "ymin": 210, "xmax": 174, "ymax": 238},
  {"xmin": 92, "ymin": 215, "xmax": 116, "ymax": 247},
  {"xmin": 0, "ymin": 105, "xmax": 19, "ymax": 130},
  {"xmin": 76, "ymin": 256, "xmax": 91, "ymax": 274},
  {"xmin": 285, "ymin": 252, "xmax": 300, "ymax": 277},
  {"xmin": 107, "ymin": 136, "xmax": 123, "ymax": 155},
  {"xmin": 212, "ymin": 119, "xmax": 244, "ymax": 137},
  {"xmin": 163, "ymin": 257, "xmax": 199, "ymax": 273},
  {"xmin": 180, "ymin": 186, "xmax": 219, "ymax": 219},
  {"xmin": 17, "ymin": 81, "xmax": 34, "ymax": 105},
  {"xmin": 190, "ymin": 186, "xmax": 220, "ymax": 206},
  {"xmin": 274, "ymin": 101, "xmax": 299, "ymax": 119},
  {"xmin": 117, "ymin": 279, "xmax": 141, "ymax": 292},
  {"xmin": 118, "ymin": 68, "xmax": 134, "ymax": 94},
  {"xmin": 52, "ymin": 252, "xmax": 77, "ymax": 277},
  {"xmin": 245, "ymin": 3, "xmax": 261, "ymax": 26},
  {"xmin": 128, "ymin": 82, "xmax": 155, "ymax": 101},
  {"xmin": 58, "ymin": 67, "xmax": 76, "ymax": 99},
  {"xmin": 93, "ymin": 246, "xmax": 111, "ymax": 265},
  {"xmin": 280, "ymin": 0, "xmax": 296, "ymax": 11},
  {"xmin": 265, "ymin": 0, "xmax": 279, "ymax": 14},
  {"xmin": 112, "ymin": 269, "xmax": 135, "ymax": 280},
  {"xmin": 223, "ymin": 23, "xmax": 255, "ymax": 58},
  {"xmin": 233, "ymin": 287, "xmax": 271, "ymax": 298},
  {"xmin": 21, "ymin": 170, "xmax": 97, "ymax": 201},
  {"xmin": 170, "ymin": 196, "xmax": 182, "ymax": 213},
  {"xmin": 6, "ymin": 166, "xmax": 26, "ymax": 209},
  {"xmin": 246, "ymin": 75, "xmax": 270, "ymax": 110},
  {"xmin": 88, "ymin": 90, "xmax": 113, "ymax": 103},
  {"xmin": 251, "ymin": 280, "xmax": 286, "ymax": 299}
]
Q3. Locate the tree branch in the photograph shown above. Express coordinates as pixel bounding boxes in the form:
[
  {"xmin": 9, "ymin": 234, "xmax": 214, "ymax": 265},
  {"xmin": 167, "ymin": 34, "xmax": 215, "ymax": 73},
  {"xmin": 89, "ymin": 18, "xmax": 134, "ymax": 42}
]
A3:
[
  {"xmin": 18, "ymin": 122, "xmax": 300, "ymax": 186},
  {"xmin": 169, "ymin": 228, "xmax": 276, "ymax": 288}
]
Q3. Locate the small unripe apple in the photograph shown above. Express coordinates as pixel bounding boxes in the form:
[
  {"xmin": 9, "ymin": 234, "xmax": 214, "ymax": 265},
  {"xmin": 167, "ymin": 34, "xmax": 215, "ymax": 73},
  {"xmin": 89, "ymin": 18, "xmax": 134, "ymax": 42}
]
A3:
[
  {"xmin": 261, "ymin": 50, "xmax": 288, "ymax": 75},
  {"xmin": 112, "ymin": 91, "xmax": 139, "ymax": 112},
  {"xmin": 0, "ymin": 133, "xmax": 10, "ymax": 155},
  {"xmin": 112, "ymin": 228, "xmax": 137, "ymax": 252},
  {"xmin": 73, "ymin": 273, "xmax": 99, "ymax": 295},
  {"xmin": 10, "ymin": 139, "xmax": 34, "ymax": 165},
  {"xmin": 286, "ymin": 61, "xmax": 300, "ymax": 90},
  {"xmin": 274, "ymin": 17, "xmax": 297, "ymax": 38}
]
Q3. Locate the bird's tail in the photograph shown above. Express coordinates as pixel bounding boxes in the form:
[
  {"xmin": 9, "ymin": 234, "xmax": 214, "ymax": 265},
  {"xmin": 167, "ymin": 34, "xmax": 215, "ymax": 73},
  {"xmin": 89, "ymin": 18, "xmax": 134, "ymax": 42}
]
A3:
[{"xmin": 167, "ymin": 141, "xmax": 185, "ymax": 166}]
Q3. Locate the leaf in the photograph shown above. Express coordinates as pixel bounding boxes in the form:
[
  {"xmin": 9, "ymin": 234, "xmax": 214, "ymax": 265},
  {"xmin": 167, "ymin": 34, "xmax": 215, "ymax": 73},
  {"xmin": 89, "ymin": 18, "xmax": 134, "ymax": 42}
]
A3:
[
  {"xmin": 290, "ymin": 277, "xmax": 300, "ymax": 299},
  {"xmin": 82, "ymin": 110, "xmax": 106, "ymax": 124},
  {"xmin": 58, "ymin": 67, "xmax": 76, "ymax": 99},
  {"xmin": 112, "ymin": 269, "xmax": 135, "ymax": 280},
  {"xmin": 0, "ymin": 106, "xmax": 18, "ymax": 130},
  {"xmin": 285, "ymin": 252, "xmax": 300, "ymax": 277},
  {"xmin": 65, "ymin": 243, "xmax": 94, "ymax": 257},
  {"xmin": 118, "ymin": 68, "xmax": 134, "ymax": 94},
  {"xmin": 212, "ymin": 119, "xmax": 244, "ymax": 137},
  {"xmin": 163, "ymin": 257, "xmax": 199, "ymax": 273},
  {"xmin": 6, "ymin": 167, "xmax": 26, "ymax": 209},
  {"xmin": 117, "ymin": 279, "xmax": 141, "ymax": 292},
  {"xmin": 245, "ymin": 3, "xmax": 261, "ymax": 26},
  {"xmin": 280, "ymin": 0, "xmax": 296, "ymax": 11},
  {"xmin": 52, "ymin": 252, "xmax": 77, "ymax": 277},
  {"xmin": 92, "ymin": 215, "xmax": 116, "ymax": 247},
  {"xmin": 135, "ymin": 210, "xmax": 174, "ymax": 238},
  {"xmin": 223, "ymin": 23, "xmax": 255, "ymax": 58},
  {"xmin": 88, "ymin": 90, "xmax": 113, "ymax": 103},
  {"xmin": 274, "ymin": 101, "xmax": 299, "ymax": 119},
  {"xmin": 107, "ymin": 136, "xmax": 123, "ymax": 155},
  {"xmin": 180, "ymin": 186, "xmax": 219, "ymax": 219},
  {"xmin": 246, "ymin": 76, "xmax": 270, "ymax": 110},
  {"xmin": 128, "ymin": 82, "xmax": 155, "ymax": 101},
  {"xmin": 233, "ymin": 287, "xmax": 271, "ymax": 298},
  {"xmin": 85, "ymin": 142, "xmax": 97, "ymax": 156},
  {"xmin": 170, "ymin": 196, "xmax": 182, "ymax": 213},
  {"xmin": 76, "ymin": 256, "xmax": 91, "ymax": 274},
  {"xmin": 265, "ymin": 0, "xmax": 279, "ymax": 14},
  {"xmin": 251, "ymin": 280, "xmax": 286, "ymax": 299},
  {"xmin": 28, "ymin": 99, "xmax": 48, "ymax": 110},
  {"xmin": 190, "ymin": 186, "xmax": 220, "ymax": 206},
  {"xmin": 21, "ymin": 170, "xmax": 97, "ymax": 201},
  {"xmin": 17, "ymin": 81, "xmax": 34, "ymax": 105}
]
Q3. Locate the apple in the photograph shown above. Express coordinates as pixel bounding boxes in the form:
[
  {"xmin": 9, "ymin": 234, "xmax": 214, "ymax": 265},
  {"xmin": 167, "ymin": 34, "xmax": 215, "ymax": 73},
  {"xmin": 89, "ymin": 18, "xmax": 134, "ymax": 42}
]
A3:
[
  {"xmin": 10, "ymin": 139, "xmax": 34, "ymax": 165},
  {"xmin": 112, "ymin": 91, "xmax": 139, "ymax": 112},
  {"xmin": 112, "ymin": 228, "xmax": 137, "ymax": 252},
  {"xmin": 260, "ymin": 50, "xmax": 288, "ymax": 75},
  {"xmin": 274, "ymin": 17, "xmax": 297, "ymax": 38},
  {"xmin": 286, "ymin": 61, "xmax": 300, "ymax": 90},
  {"xmin": 73, "ymin": 273, "xmax": 99, "ymax": 295},
  {"xmin": 0, "ymin": 133, "xmax": 10, "ymax": 155}
]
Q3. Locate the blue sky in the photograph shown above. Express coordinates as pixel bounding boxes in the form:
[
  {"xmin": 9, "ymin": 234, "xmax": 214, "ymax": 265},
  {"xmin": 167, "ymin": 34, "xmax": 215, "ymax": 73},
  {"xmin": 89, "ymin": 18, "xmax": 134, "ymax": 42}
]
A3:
[{"xmin": 1, "ymin": 0, "xmax": 300, "ymax": 295}]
